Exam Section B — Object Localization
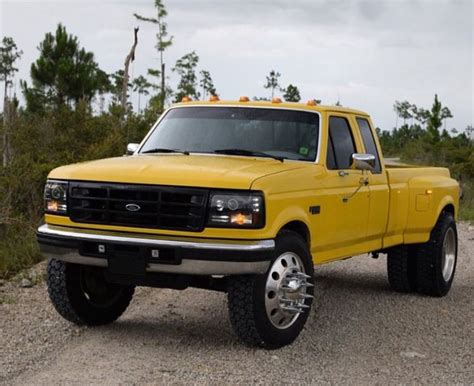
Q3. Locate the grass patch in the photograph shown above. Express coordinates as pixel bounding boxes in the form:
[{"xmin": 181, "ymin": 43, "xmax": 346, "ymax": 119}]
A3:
[
  {"xmin": 0, "ymin": 294, "xmax": 17, "ymax": 305},
  {"xmin": 459, "ymin": 180, "xmax": 473, "ymax": 224},
  {"xmin": 0, "ymin": 220, "xmax": 43, "ymax": 279},
  {"xmin": 459, "ymin": 205, "xmax": 474, "ymax": 224}
]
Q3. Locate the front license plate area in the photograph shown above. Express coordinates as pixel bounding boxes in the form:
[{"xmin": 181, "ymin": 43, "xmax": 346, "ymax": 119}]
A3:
[
  {"xmin": 80, "ymin": 241, "xmax": 181, "ymax": 274},
  {"xmin": 108, "ymin": 254, "xmax": 146, "ymax": 276},
  {"xmin": 147, "ymin": 248, "xmax": 181, "ymax": 265}
]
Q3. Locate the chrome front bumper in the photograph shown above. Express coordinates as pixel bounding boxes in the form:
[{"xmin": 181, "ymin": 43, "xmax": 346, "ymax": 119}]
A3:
[{"xmin": 37, "ymin": 224, "xmax": 274, "ymax": 275}]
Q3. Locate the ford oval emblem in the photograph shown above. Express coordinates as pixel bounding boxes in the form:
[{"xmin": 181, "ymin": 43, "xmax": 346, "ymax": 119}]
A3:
[{"xmin": 125, "ymin": 203, "xmax": 141, "ymax": 212}]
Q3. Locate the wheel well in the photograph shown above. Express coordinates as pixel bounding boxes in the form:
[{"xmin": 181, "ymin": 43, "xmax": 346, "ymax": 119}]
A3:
[
  {"xmin": 442, "ymin": 204, "xmax": 455, "ymax": 217},
  {"xmin": 279, "ymin": 221, "xmax": 310, "ymax": 248}
]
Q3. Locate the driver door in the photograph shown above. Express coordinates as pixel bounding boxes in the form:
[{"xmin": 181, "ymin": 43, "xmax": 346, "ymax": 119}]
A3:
[{"xmin": 313, "ymin": 113, "xmax": 370, "ymax": 263}]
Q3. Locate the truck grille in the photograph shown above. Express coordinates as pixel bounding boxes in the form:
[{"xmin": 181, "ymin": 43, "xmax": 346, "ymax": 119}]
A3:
[{"xmin": 68, "ymin": 182, "xmax": 209, "ymax": 232}]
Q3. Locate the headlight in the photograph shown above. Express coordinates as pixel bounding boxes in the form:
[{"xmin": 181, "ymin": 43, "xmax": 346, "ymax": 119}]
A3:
[
  {"xmin": 207, "ymin": 192, "xmax": 264, "ymax": 228},
  {"xmin": 44, "ymin": 180, "xmax": 68, "ymax": 215}
]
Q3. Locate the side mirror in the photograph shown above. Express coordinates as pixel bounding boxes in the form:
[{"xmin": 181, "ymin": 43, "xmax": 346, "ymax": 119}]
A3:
[
  {"xmin": 126, "ymin": 143, "xmax": 140, "ymax": 155},
  {"xmin": 351, "ymin": 153, "xmax": 376, "ymax": 171}
]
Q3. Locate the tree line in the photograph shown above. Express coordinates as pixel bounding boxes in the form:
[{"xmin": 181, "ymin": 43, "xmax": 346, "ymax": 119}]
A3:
[{"xmin": 379, "ymin": 96, "xmax": 473, "ymax": 222}]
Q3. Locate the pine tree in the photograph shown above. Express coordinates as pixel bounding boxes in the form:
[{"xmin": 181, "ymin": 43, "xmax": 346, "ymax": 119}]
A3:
[
  {"xmin": 199, "ymin": 70, "xmax": 217, "ymax": 100},
  {"xmin": 283, "ymin": 84, "xmax": 301, "ymax": 102},
  {"xmin": 0, "ymin": 36, "xmax": 23, "ymax": 167},
  {"xmin": 109, "ymin": 70, "xmax": 133, "ymax": 110},
  {"xmin": 132, "ymin": 75, "xmax": 152, "ymax": 112},
  {"xmin": 264, "ymin": 70, "xmax": 282, "ymax": 98},
  {"xmin": 427, "ymin": 94, "xmax": 452, "ymax": 143},
  {"xmin": 393, "ymin": 100, "xmax": 413, "ymax": 126},
  {"xmin": 22, "ymin": 24, "xmax": 104, "ymax": 111},
  {"xmin": 134, "ymin": 0, "xmax": 173, "ymax": 110},
  {"xmin": 173, "ymin": 51, "xmax": 200, "ymax": 102}
]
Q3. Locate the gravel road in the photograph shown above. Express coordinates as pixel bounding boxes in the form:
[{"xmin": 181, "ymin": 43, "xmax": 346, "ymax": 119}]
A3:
[{"xmin": 1, "ymin": 223, "xmax": 473, "ymax": 384}]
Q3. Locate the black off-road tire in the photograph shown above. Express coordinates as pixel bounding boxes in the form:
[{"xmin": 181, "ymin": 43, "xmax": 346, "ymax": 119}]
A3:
[
  {"xmin": 416, "ymin": 212, "xmax": 458, "ymax": 297},
  {"xmin": 227, "ymin": 230, "xmax": 314, "ymax": 349},
  {"xmin": 47, "ymin": 259, "xmax": 135, "ymax": 326},
  {"xmin": 387, "ymin": 245, "xmax": 418, "ymax": 292}
]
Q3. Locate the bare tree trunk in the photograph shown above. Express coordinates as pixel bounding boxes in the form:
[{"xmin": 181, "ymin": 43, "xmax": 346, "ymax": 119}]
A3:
[
  {"xmin": 7, "ymin": 95, "xmax": 17, "ymax": 164},
  {"xmin": 99, "ymin": 94, "xmax": 105, "ymax": 114},
  {"xmin": 121, "ymin": 27, "xmax": 139, "ymax": 116},
  {"xmin": 2, "ymin": 79, "xmax": 9, "ymax": 168},
  {"xmin": 161, "ymin": 61, "xmax": 165, "ymax": 111}
]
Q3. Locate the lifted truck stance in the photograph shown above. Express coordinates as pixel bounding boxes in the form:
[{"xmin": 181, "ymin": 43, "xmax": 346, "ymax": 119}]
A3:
[{"xmin": 38, "ymin": 100, "xmax": 459, "ymax": 348}]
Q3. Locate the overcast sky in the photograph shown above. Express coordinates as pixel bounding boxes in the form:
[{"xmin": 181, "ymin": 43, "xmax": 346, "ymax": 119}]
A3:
[{"xmin": 1, "ymin": 0, "xmax": 472, "ymax": 131}]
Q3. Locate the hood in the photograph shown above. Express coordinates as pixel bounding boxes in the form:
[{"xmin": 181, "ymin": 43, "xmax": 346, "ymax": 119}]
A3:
[{"xmin": 48, "ymin": 154, "xmax": 308, "ymax": 189}]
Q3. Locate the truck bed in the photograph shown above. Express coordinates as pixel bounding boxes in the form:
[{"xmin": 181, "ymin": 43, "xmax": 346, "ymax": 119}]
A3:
[{"xmin": 383, "ymin": 164, "xmax": 457, "ymax": 248}]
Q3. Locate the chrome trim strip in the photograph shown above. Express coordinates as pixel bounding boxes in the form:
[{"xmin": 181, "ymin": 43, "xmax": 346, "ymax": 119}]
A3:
[
  {"xmin": 39, "ymin": 244, "xmax": 270, "ymax": 275},
  {"xmin": 37, "ymin": 224, "xmax": 275, "ymax": 251},
  {"xmin": 148, "ymin": 260, "xmax": 269, "ymax": 275}
]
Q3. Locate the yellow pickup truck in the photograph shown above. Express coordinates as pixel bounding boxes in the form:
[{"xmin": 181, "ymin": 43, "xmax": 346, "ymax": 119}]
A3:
[{"xmin": 38, "ymin": 99, "xmax": 459, "ymax": 348}]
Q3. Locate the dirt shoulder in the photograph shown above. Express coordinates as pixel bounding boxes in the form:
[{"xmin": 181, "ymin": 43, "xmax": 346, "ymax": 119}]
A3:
[{"xmin": 1, "ymin": 223, "xmax": 473, "ymax": 384}]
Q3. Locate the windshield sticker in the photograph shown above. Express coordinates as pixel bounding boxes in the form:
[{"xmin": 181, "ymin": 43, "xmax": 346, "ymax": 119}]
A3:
[{"xmin": 299, "ymin": 147, "xmax": 309, "ymax": 156}]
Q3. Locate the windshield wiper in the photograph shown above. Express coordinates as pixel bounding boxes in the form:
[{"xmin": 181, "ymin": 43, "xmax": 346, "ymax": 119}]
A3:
[
  {"xmin": 141, "ymin": 148, "xmax": 190, "ymax": 155},
  {"xmin": 213, "ymin": 148, "xmax": 286, "ymax": 162}
]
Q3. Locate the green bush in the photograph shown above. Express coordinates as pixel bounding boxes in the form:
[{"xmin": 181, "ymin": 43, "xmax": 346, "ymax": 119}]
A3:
[
  {"xmin": 0, "ymin": 218, "xmax": 42, "ymax": 279},
  {"xmin": 384, "ymin": 125, "xmax": 473, "ymax": 223},
  {"xmin": 0, "ymin": 107, "xmax": 155, "ymax": 278}
]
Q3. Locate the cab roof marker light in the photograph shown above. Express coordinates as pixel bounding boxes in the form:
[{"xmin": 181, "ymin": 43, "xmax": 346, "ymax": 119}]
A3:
[
  {"xmin": 272, "ymin": 97, "xmax": 282, "ymax": 103},
  {"xmin": 307, "ymin": 100, "xmax": 317, "ymax": 106},
  {"xmin": 181, "ymin": 96, "xmax": 192, "ymax": 102},
  {"xmin": 239, "ymin": 96, "xmax": 250, "ymax": 102},
  {"xmin": 209, "ymin": 95, "xmax": 220, "ymax": 102}
]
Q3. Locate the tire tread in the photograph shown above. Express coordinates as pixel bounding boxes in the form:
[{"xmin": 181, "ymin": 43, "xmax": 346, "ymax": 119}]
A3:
[
  {"xmin": 47, "ymin": 259, "xmax": 84, "ymax": 325},
  {"xmin": 47, "ymin": 259, "xmax": 134, "ymax": 326},
  {"xmin": 416, "ymin": 212, "xmax": 456, "ymax": 297},
  {"xmin": 227, "ymin": 275, "xmax": 263, "ymax": 347},
  {"xmin": 387, "ymin": 245, "xmax": 417, "ymax": 293}
]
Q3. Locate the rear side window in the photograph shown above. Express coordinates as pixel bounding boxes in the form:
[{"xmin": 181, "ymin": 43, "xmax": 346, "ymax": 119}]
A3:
[
  {"xmin": 356, "ymin": 118, "xmax": 381, "ymax": 173},
  {"xmin": 326, "ymin": 117, "xmax": 356, "ymax": 169}
]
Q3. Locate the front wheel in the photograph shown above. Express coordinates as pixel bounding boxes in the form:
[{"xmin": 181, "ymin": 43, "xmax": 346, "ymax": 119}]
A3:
[
  {"xmin": 227, "ymin": 231, "xmax": 314, "ymax": 349},
  {"xmin": 47, "ymin": 259, "xmax": 135, "ymax": 326}
]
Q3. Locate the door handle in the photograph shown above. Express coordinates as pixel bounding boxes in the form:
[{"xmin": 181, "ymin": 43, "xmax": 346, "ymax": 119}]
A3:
[
  {"xmin": 342, "ymin": 176, "xmax": 369, "ymax": 203},
  {"xmin": 338, "ymin": 171, "xmax": 349, "ymax": 177}
]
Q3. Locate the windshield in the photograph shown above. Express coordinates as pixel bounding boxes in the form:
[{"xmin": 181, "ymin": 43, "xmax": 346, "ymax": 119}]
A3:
[{"xmin": 139, "ymin": 107, "xmax": 320, "ymax": 162}]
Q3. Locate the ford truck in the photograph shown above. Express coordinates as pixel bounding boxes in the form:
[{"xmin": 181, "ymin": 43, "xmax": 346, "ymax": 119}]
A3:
[{"xmin": 38, "ymin": 99, "xmax": 460, "ymax": 348}]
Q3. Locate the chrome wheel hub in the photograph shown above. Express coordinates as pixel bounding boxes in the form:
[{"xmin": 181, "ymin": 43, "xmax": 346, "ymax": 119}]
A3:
[
  {"xmin": 441, "ymin": 227, "xmax": 456, "ymax": 282},
  {"xmin": 265, "ymin": 252, "xmax": 313, "ymax": 329}
]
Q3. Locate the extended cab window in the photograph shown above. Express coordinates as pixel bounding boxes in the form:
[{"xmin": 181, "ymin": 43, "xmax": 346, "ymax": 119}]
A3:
[
  {"xmin": 140, "ymin": 107, "xmax": 320, "ymax": 162},
  {"xmin": 356, "ymin": 118, "xmax": 381, "ymax": 173},
  {"xmin": 326, "ymin": 116, "xmax": 356, "ymax": 170}
]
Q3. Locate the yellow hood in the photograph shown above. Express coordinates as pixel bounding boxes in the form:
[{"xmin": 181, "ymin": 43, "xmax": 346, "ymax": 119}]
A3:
[{"xmin": 48, "ymin": 154, "xmax": 307, "ymax": 189}]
